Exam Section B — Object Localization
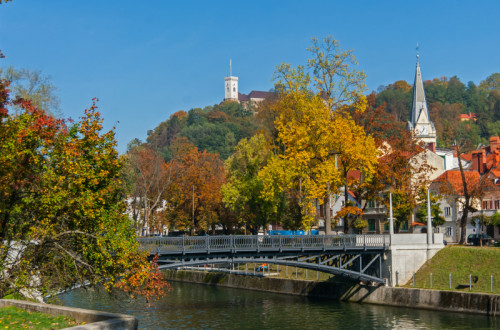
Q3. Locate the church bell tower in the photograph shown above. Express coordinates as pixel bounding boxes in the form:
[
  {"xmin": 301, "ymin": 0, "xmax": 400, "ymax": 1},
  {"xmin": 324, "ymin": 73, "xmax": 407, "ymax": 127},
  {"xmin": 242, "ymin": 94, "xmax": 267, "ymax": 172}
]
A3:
[{"xmin": 407, "ymin": 49, "xmax": 437, "ymax": 151}]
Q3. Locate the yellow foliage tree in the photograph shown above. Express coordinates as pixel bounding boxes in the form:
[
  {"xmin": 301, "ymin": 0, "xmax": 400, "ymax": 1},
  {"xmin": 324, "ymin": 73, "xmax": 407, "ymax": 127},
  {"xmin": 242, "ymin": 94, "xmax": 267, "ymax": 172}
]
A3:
[{"xmin": 261, "ymin": 36, "xmax": 377, "ymax": 234}]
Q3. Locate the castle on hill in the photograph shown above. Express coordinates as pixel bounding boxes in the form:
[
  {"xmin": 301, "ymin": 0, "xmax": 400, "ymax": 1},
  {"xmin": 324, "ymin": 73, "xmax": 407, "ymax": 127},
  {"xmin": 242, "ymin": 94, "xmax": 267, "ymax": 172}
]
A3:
[{"xmin": 223, "ymin": 61, "xmax": 273, "ymax": 105}]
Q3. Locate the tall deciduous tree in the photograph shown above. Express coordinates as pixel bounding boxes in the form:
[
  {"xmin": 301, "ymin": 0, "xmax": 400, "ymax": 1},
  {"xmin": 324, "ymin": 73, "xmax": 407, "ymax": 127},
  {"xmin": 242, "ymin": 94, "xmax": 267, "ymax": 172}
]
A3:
[
  {"xmin": 164, "ymin": 138, "xmax": 226, "ymax": 234},
  {"xmin": 124, "ymin": 145, "xmax": 172, "ymax": 234},
  {"xmin": 264, "ymin": 36, "xmax": 377, "ymax": 233},
  {"xmin": 0, "ymin": 81, "xmax": 168, "ymax": 300},
  {"xmin": 222, "ymin": 134, "xmax": 278, "ymax": 234}
]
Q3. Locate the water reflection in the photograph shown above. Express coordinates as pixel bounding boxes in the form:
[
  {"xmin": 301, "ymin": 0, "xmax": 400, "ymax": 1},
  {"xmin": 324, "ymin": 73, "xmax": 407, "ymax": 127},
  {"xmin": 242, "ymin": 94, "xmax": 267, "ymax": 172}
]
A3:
[{"xmin": 59, "ymin": 282, "xmax": 497, "ymax": 329}]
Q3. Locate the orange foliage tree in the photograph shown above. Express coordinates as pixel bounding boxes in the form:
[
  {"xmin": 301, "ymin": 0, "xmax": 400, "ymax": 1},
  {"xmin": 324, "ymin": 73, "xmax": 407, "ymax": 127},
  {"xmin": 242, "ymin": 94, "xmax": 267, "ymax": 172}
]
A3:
[{"xmin": 164, "ymin": 138, "xmax": 226, "ymax": 234}]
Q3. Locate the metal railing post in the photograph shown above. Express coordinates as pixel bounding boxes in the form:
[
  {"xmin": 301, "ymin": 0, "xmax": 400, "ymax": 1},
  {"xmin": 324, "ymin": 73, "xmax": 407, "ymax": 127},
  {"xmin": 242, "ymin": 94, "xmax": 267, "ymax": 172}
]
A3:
[{"xmin": 182, "ymin": 236, "xmax": 185, "ymax": 254}]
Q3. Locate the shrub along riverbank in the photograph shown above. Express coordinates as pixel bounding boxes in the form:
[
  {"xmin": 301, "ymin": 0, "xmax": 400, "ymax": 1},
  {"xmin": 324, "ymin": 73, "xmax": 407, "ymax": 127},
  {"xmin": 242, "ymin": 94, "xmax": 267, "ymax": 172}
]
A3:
[{"xmin": 403, "ymin": 245, "xmax": 500, "ymax": 294}]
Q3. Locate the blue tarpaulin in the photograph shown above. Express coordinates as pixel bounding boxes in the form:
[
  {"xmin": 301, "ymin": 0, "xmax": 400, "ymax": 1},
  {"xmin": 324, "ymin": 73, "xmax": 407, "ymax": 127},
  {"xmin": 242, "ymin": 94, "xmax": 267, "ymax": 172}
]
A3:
[{"xmin": 267, "ymin": 230, "xmax": 319, "ymax": 235}]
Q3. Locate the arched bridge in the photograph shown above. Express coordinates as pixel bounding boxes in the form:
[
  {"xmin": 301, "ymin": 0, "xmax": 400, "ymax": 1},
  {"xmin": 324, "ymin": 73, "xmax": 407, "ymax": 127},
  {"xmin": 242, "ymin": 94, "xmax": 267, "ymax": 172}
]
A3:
[{"xmin": 138, "ymin": 234, "xmax": 391, "ymax": 284}]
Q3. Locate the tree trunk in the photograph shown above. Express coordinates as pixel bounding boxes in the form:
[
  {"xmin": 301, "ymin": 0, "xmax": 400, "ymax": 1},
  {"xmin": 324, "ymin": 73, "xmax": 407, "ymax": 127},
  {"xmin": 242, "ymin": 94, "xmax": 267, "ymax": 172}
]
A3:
[
  {"xmin": 459, "ymin": 197, "xmax": 470, "ymax": 244},
  {"xmin": 457, "ymin": 145, "xmax": 470, "ymax": 245},
  {"xmin": 343, "ymin": 184, "xmax": 349, "ymax": 234},
  {"xmin": 324, "ymin": 195, "xmax": 332, "ymax": 235}
]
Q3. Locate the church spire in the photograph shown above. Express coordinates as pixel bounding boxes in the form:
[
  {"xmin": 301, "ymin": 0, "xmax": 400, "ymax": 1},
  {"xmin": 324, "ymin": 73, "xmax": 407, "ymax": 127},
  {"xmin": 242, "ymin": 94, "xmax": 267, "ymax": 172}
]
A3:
[
  {"xmin": 410, "ymin": 51, "xmax": 429, "ymax": 127},
  {"xmin": 407, "ymin": 47, "xmax": 437, "ymax": 150}
]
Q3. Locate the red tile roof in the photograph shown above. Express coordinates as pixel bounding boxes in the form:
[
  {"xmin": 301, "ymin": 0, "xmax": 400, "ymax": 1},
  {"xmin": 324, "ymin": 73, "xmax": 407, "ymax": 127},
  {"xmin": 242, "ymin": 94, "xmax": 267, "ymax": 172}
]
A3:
[
  {"xmin": 433, "ymin": 170, "xmax": 480, "ymax": 195},
  {"xmin": 461, "ymin": 153, "xmax": 473, "ymax": 162}
]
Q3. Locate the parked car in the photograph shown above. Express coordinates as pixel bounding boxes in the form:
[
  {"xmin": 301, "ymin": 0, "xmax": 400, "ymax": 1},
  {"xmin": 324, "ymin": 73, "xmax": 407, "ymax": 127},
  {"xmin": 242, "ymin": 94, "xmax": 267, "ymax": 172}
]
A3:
[{"xmin": 467, "ymin": 234, "xmax": 497, "ymax": 246}]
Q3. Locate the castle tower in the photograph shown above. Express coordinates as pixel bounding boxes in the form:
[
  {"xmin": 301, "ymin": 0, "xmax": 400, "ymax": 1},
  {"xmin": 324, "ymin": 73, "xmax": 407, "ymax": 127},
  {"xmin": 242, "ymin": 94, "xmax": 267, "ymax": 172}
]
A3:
[
  {"xmin": 407, "ymin": 51, "xmax": 437, "ymax": 151},
  {"xmin": 224, "ymin": 59, "xmax": 239, "ymax": 101}
]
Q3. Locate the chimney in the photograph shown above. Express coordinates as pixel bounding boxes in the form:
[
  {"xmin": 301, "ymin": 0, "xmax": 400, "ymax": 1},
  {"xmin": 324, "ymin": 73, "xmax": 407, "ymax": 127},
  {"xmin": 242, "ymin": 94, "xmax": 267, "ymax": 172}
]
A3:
[
  {"xmin": 490, "ymin": 136, "xmax": 500, "ymax": 152},
  {"xmin": 479, "ymin": 151, "xmax": 485, "ymax": 174},
  {"xmin": 471, "ymin": 151, "xmax": 483, "ymax": 173},
  {"xmin": 429, "ymin": 142, "xmax": 436, "ymax": 153}
]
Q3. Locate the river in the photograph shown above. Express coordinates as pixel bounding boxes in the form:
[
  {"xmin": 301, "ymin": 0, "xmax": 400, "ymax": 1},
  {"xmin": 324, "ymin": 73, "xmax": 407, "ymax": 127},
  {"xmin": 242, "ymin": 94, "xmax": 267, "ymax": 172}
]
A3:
[{"xmin": 59, "ymin": 282, "xmax": 497, "ymax": 329}]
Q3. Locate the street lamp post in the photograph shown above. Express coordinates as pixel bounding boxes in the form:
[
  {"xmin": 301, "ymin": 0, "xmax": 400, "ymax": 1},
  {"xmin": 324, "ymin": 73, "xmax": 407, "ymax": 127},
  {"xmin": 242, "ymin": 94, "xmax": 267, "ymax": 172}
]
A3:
[
  {"xmin": 427, "ymin": 189, "xmax": 433, "ymax": 245},
  {"xmin": 389, "ymin": 191, "xmax": 394, "ymax": 235}
]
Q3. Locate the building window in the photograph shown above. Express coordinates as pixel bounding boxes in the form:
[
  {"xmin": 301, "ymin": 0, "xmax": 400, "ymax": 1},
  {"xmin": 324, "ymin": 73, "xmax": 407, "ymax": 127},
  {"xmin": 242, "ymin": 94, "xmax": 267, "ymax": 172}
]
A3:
[
  {"xmin": 483, "ymin": 201, "xmax": 488, "ymax": 210},
  {"xmin": 368, "ymin": 200, "xmax": 375, "ymax": 208},
  {"xmin": 368, "ymin": 219, "xmax": 376, "ymax": 232},
  {"xmin": 445, "ymin": 207, "xmax": 451, "ymax": 217},
  {"xmin": 384, "ymin": 222, "xmax": 389, "ymax": 232},
  {"xmin": 445, "ymin": 227, "xmax": 452, "ymax": 237},
  {"xmin": 496, "ymin": 201, "xmax": 500, "ymax": 210}
]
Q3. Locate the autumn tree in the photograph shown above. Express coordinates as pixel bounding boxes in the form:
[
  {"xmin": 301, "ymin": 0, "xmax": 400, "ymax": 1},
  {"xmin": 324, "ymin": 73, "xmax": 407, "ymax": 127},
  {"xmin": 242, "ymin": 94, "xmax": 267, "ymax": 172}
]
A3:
[
  {"xmin": 123, "ymin": 145, "xmax": 172, "ymax": 234},
  {"xmin": 0, "ymin": 81, "xmax": 168, "ymax": 300},
  {"xmin": 264, "ymin": 36, "xmax": 377, "ymax": 234},
  {"xmin": 164, "ymin": 138, "xmax": 226, "ymax": 234},
  {"xmin": 432, "ymin": 168, "xmax": 485, "ymax": 244},
  {"xmin": 259, "ymin": 91, "xmax": 376, "ymax": 233}
]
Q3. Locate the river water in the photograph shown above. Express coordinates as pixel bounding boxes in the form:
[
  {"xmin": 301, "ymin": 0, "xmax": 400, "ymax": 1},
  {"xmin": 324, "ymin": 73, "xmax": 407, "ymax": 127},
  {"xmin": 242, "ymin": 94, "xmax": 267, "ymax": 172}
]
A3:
[{"xmin": 59, "ymin": 282, "xmax": 497, "ymax": 329}]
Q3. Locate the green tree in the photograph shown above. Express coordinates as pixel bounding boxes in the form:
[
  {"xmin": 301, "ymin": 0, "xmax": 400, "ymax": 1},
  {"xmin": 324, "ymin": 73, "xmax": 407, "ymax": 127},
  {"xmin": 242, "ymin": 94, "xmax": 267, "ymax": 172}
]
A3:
[
  {"xmin": 222, "ymin": 134, "xmax": 279, "ymax": 234},
  {"xmin": 0, "ymin": 67, "xmax": 60, "ymax": 115},
  {"xmin": 415, "ymin": 192, "xmax": 445, "ymax": 227}
]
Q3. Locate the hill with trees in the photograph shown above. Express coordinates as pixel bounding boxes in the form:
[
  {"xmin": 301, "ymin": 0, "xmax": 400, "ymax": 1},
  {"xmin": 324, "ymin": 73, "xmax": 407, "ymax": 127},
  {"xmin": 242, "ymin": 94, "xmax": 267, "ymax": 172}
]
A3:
[
  {"xmin": 124, "ymin": 36, "xmax": 500, "ymax": 237},
  {"xmin": 375, "ymin": 73, "xmax": 500, "ymax": 148},
  {"xmin": 138, "ymin": 73, "xmax": 500, "ymax": 161}
]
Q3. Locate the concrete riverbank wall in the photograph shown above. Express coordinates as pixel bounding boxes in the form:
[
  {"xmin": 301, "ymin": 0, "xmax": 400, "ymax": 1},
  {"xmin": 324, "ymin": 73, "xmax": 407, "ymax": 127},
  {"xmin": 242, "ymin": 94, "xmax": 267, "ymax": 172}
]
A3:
[
  {"xmin": 164, "ymin": 270, "xmax": 500, "ymax": 317},
  {"xmin": 0, "ymin": 299, "xmax": 138, "ymax": 329}
]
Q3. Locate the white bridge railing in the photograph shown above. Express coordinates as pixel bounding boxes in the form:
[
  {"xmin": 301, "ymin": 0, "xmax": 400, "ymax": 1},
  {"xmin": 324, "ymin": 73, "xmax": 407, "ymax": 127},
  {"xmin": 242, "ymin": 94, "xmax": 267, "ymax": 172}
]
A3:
[{"xmin": 138, "ymin": 234, "xmax": 390, "ymax": 255}]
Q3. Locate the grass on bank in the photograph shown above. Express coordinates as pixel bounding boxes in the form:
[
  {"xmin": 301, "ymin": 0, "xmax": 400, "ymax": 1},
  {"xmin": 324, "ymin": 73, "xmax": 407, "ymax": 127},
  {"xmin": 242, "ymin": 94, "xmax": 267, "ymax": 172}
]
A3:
[
  {"xmin": 403, "ymin": 245, "xmax": 500, "ymax": 294},
  {"xmin": 0, "ymin": 306, "xmax": 79, "ymax": 329}
]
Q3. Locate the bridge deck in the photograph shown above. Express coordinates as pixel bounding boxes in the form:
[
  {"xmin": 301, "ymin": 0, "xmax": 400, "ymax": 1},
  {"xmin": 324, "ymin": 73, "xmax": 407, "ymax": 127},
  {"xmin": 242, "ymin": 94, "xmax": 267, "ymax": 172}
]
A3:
[{"xmin": 139, "ymin": 234, "xmax": 390, "ymax": 256}]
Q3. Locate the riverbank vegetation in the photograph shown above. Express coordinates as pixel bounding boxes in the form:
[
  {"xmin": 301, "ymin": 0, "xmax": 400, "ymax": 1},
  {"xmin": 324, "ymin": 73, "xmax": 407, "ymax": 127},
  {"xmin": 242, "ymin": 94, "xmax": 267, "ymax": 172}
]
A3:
[
  {"xmin": 404, "ymin": 245, "xmax": 500, "ymax": 294},
  {"xmin": 0, "ymin": 306, "xmax": 78, "ymax": 329}
]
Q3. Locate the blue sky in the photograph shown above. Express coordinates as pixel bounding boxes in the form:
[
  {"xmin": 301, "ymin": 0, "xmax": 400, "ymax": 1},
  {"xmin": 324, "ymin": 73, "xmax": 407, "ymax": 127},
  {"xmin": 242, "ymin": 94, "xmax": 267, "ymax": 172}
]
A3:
[{"xmin": 1, "ymin": 0, "xmax": 499, "ymax": 153}]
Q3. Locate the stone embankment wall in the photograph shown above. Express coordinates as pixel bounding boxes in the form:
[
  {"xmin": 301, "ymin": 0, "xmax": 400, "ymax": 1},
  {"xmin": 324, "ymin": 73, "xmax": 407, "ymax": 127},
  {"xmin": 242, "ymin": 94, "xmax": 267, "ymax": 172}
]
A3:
[{"xmin": 165, "ymin": 270, "xmax": 500, "ymax": 317}]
